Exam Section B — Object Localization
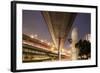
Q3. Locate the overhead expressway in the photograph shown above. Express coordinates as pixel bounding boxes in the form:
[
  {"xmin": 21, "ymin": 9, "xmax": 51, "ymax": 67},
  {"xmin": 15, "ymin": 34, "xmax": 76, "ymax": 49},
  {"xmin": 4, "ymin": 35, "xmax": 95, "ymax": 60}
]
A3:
[
  {"xmin": 42, "ymin": 11, "xmax": 77, "ymax": 60},
  {"xmin": 22, "ymin": 12, "xmax": 77, "ymax": 62}
]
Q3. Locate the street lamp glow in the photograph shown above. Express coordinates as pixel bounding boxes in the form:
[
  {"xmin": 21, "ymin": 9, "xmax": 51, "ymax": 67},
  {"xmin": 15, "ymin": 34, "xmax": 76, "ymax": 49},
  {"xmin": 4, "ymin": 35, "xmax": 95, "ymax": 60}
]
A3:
[
  {"xmin": 30, "ymin": 35, "xmax": 34, "ymax": 38},
  {"xmin": 51, "ymin": 47, "xmax": 54, "ymax": 51},
  {"xmin": 67, "ymin": 50, "xmax": 71, "ymax": 54},
  {"xmin": 47, "ymin": 42, "xmax": 50, "ymax": 45},
  {"xmin": 40, "ymin": 40, "xmax": 44, "ymax": 42},
  {"xmin": 61, "ymin": 48, "xmax": 64, "ymax": 52}
]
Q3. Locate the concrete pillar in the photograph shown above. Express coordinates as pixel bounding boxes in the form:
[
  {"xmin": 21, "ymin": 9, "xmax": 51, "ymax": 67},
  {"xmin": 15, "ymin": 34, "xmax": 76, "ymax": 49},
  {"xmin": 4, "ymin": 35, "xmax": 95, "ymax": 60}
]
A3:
[{"xmin": 57, "ymin": 37, "xmax": 64, "ymax": 60}]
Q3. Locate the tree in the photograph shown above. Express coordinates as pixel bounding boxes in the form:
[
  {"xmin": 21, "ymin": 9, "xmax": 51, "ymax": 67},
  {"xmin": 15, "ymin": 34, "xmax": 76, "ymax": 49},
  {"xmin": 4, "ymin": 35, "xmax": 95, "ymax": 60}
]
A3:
[{"xmin": 75, "ymin": 40, "xmax": 91, "ymax": 59}]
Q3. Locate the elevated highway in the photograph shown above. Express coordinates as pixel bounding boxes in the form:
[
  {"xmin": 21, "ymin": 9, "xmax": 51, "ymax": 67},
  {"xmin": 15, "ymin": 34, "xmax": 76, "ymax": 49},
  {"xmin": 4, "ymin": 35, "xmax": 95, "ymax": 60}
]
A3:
[
  {"xmin": 42, "ymin": 12, "xmax": 77, "ymax": 60},
  {"xmin": 22, "ymin": 34, "xmax": 70, "ymax": 62}
]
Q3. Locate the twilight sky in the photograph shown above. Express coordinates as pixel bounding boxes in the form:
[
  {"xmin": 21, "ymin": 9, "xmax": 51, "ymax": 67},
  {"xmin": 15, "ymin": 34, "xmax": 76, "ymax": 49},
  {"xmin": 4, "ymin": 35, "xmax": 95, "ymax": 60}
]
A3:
[{"xmin": 23, "ymin": 10, "xmax": 90, "ymax": 49}]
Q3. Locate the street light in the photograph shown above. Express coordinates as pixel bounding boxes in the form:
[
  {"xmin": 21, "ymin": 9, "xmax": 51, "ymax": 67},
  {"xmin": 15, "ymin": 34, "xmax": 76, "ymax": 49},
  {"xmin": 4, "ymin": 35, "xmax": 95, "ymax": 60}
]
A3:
[
  {"xmin": 40, "ymin": 40, "xmax": 44, "ymax": 42},
  {"xmin": 30, "ymin": 35, "xmax": 34, "ymax": 38},
  {"xmin": 47, "ymin": 42, "xmax": 50, "ymax": 45}
]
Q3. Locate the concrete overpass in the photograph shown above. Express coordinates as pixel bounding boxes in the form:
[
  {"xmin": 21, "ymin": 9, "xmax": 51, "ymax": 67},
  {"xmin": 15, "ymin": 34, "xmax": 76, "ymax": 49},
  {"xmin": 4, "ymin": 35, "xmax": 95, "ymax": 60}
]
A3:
[
  {"xmin": 22, "ymin": 34, "xmax": 70, "ymax": 62},
  {"xmin": 42, "ymin": 11, "xmax": 77, "ymax": 60}
]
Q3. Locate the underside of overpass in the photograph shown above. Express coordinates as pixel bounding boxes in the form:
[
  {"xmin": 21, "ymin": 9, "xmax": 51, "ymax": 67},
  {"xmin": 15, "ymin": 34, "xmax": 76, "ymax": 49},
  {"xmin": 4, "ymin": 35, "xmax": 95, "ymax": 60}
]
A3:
[
  {"xmin": 42, "ymin": 11, "xmax": 77, "ymax": 60},
  {"xmin": 22, "ymin": 11, "xmax": 77, "ymax": 62}
]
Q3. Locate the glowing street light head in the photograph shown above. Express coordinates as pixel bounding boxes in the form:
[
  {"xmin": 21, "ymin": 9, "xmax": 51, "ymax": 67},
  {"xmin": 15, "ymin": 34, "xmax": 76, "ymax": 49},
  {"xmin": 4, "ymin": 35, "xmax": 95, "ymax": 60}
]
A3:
[
  {"xmin": 40, "ymin": 40, "xmax": 44, "ymax": 42},
  {"xmin": 47, "ymin": 42, "xmax": 50, "ymax": 45},
  {"xmin": 51, "ymin": 47, "xmax": 54, "ymax": 51},
  {"xmin": 61, "ymin": 48, "xmax": 64, "ymax": 52},
  {"xmin": 67, "ymin": 50, "xmax": 71, "ymax": 54},
  {"xmin": 30, "ymin": 35, "xmax": 34, "ymax": 38}
]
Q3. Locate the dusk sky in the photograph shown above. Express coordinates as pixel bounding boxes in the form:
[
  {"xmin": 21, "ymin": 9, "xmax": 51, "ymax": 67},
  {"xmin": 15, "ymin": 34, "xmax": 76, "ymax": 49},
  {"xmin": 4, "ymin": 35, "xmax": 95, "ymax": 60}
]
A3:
[{"xmin": 23, "ymin": 10, "xmax": 90, "ymax": 49}]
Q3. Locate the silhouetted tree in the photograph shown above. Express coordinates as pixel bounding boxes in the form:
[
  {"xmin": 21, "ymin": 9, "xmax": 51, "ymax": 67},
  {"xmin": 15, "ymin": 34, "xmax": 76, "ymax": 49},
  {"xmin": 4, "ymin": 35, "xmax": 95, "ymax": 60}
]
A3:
[{"xmin": 75, "ymin": 40, "xmax": 91, "ymax": 59}]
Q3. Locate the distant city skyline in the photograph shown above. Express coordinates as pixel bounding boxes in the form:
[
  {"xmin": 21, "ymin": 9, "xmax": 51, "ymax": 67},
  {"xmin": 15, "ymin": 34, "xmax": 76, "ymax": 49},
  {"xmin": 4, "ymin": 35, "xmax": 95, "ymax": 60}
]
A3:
[{"xmin": 23, "ymin": 10, "xmax": 90, "ymax": 49}]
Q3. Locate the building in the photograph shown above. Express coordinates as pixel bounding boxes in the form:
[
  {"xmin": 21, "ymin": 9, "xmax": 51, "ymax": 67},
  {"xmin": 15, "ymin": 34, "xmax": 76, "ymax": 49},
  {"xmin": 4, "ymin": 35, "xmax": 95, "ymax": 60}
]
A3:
[
  {"xmin": 84, "ymin": 34, "xmax": 91, "ymax": 42},
  {"xmin": 71, "ymin": 27, "xmax": 79, "ymax": 60}
]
